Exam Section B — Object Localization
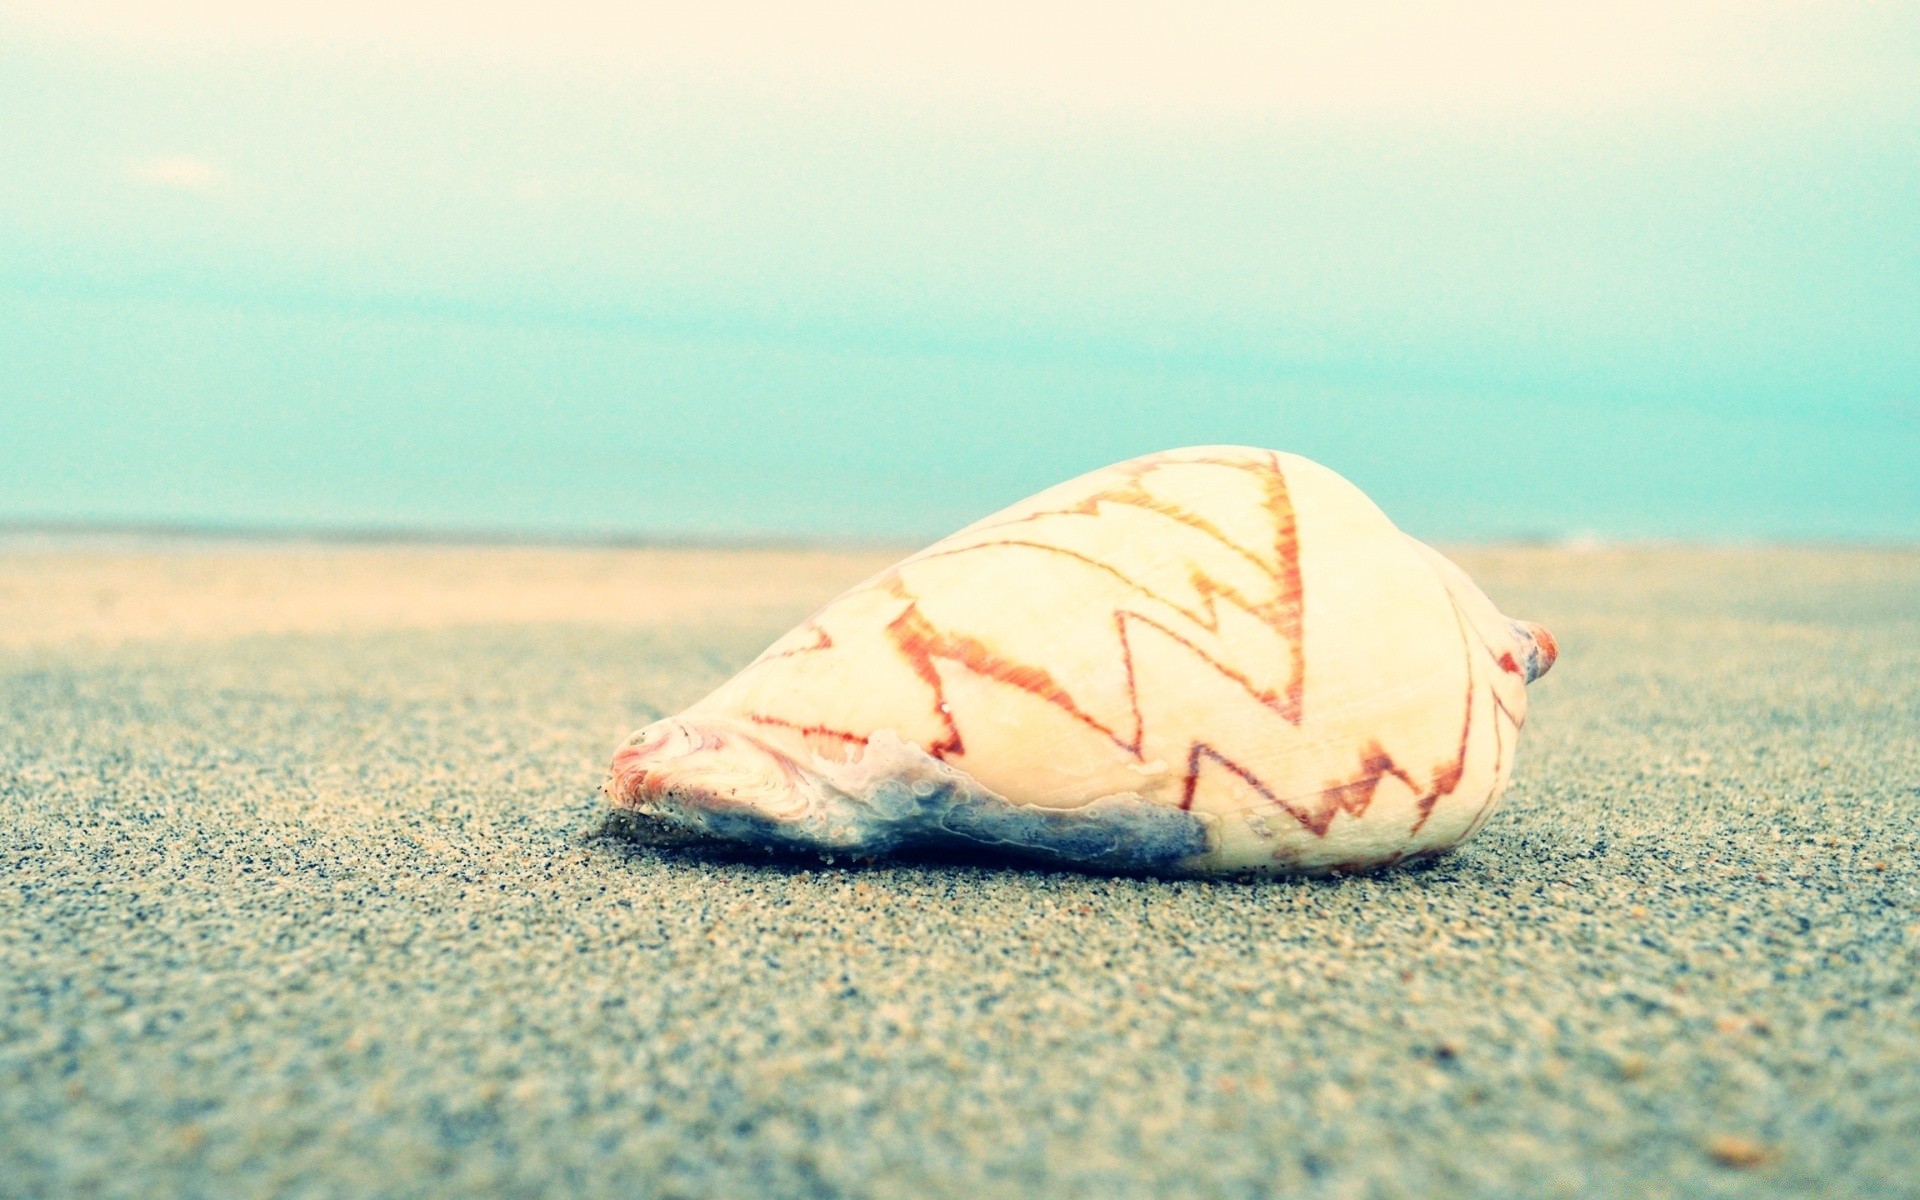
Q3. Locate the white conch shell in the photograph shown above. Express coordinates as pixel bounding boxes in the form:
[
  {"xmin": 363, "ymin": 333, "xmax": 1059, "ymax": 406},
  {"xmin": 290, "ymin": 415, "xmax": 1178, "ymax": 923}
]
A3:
[{"xmin": 607, "ymin": 446, "xmax": 1556, "ymax": 875}]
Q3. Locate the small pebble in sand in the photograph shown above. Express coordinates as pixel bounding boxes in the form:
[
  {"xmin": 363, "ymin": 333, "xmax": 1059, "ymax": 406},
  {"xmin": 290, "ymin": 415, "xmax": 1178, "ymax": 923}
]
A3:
[{"xmin": 1704, "ymin": 1134, "xmax": 1780, "ymax": 1169}]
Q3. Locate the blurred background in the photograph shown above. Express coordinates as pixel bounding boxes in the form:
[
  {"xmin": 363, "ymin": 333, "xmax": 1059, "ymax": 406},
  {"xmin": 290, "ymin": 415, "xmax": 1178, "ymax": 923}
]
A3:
[{"xmin": 2, "ymin": 1, "xmax": 1915, "ymax": 544}]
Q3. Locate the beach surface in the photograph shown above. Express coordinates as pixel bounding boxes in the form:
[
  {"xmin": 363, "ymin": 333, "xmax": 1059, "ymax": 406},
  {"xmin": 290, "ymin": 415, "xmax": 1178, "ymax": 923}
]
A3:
[{"xmin": 3, "ymin": 541, "xmax": 1917, "ymax": 1199}]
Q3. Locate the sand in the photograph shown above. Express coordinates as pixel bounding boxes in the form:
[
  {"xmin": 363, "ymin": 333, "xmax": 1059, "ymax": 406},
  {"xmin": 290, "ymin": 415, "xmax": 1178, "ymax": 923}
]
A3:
[{"xmin": 3, "ymin": 541, "xmax": 1917, "ymax": 1199}]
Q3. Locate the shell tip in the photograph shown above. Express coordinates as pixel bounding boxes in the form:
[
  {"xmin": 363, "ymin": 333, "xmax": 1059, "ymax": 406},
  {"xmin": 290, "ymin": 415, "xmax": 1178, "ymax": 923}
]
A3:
[{"xmin": 1520, "ymin": 622, "xmax": 1557, "ymax": 682}]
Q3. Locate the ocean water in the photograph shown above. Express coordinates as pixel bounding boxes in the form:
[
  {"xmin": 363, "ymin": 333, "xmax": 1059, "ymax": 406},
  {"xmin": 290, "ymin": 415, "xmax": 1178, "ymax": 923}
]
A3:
[{"xmin": 3, "ymin": 5, "xmax": 1916, "ymax": 542}]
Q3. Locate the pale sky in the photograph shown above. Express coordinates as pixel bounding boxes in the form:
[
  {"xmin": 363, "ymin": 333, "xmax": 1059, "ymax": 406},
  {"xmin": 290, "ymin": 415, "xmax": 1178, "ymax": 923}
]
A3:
[{"xmin": 3, "ymin": 2, "xmax": 1916, "ymax": 539}]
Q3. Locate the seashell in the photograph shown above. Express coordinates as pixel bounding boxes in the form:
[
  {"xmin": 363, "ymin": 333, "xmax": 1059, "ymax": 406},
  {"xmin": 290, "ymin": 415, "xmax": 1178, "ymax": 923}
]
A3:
[{"xmin": 606, "ymin": 446, "xmax": 1556, "ymax": 875}]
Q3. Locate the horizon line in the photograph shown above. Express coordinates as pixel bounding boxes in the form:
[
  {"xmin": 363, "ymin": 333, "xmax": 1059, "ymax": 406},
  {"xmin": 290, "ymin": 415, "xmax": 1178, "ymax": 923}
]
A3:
[
  {"xmin": 0, "ymin": 516, "xmax": 918, "ymax": 553},
  {"xmin": 3, "ymin": 517, "xmax": 1915, "ymax": 554}
]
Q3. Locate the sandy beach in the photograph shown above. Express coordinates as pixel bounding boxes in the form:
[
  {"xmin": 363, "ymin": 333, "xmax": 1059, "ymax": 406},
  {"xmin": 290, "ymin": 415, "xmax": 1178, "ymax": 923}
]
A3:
[{"xmin": 3, "ymin": 541, "xmax": 1916, "ymax": 1199}]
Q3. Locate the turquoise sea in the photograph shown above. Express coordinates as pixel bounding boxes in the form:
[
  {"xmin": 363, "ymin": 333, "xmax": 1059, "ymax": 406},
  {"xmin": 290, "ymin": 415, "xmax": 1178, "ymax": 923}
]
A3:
[{"xmin": 4, "ymin": 5, "xmax": 1915, "ymax": 542}]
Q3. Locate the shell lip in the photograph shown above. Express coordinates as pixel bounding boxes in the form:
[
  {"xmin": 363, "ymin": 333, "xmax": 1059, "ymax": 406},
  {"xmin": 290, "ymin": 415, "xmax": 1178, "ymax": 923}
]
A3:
[{"xmin": 603, "ymin": 718, "xmax": 1216, "ymax": 872}]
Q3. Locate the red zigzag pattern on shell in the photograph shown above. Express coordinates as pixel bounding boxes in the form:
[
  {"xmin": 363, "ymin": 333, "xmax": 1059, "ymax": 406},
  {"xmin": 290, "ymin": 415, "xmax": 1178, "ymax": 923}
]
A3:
[{"xmin": 741, "ymin": 452, "xmax": 1507, "ymax": 838}]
